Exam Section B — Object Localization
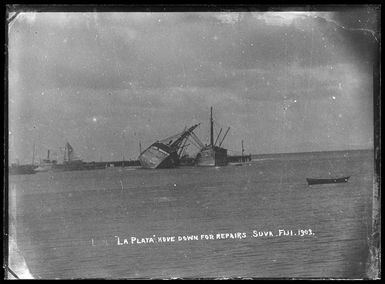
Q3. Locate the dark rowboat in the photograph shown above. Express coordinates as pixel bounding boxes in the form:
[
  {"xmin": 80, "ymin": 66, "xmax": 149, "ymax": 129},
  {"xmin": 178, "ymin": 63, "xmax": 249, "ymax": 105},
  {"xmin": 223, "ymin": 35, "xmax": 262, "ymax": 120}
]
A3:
[{"xmin": 306, "ymin": 176, "xmax": 350, "ymax": 186}]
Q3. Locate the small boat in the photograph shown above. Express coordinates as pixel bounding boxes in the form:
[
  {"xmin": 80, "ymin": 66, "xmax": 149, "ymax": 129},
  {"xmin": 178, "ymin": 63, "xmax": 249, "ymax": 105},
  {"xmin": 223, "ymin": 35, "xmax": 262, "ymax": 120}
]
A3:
[{"xmin": 306, "ymin": 176, "xmax": 350, "ymax": 186}]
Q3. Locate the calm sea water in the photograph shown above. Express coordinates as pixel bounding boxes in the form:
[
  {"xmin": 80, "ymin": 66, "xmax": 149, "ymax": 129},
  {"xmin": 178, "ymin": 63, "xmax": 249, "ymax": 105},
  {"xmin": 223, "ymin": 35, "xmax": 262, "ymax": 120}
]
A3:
[{"xmin": 9, "ymin": 150, "xmax": 375, "ymax": 279}]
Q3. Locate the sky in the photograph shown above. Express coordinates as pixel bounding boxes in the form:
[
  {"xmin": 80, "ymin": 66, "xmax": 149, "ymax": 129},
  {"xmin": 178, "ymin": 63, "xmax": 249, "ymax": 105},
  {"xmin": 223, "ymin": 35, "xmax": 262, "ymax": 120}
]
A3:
[{"xmin": 7, "ymin": 7, "xmax": 379, "ymax": 164}]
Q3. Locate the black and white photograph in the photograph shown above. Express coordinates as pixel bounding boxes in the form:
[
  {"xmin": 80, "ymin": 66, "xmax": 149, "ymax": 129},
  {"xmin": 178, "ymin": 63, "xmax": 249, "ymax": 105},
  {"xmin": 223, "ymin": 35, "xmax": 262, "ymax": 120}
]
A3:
[{"xmin": 5, "ymin": 5, "xmax": 381, "ymax": 279}]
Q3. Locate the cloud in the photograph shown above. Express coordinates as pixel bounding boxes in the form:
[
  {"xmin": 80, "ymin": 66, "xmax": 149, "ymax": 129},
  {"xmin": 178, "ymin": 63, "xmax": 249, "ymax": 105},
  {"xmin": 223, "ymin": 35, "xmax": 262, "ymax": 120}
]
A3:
[
  {"xmin": 250, "ymin": 11, "xmax": 336, "ymax": 28},
  {"xmin": 252, "ymin": 11, "xmax": 309, "ymax": 26},
  {"xmin": 8, "ymin": 10, "xmax": 377, "ymax": 162},
  {"xmin": 214, "ymin": 12, "xmax": 242, "ymax": 24},
  {"xmin": 9, "ymin": 11, "xmax": 356, "ymax": 92}
]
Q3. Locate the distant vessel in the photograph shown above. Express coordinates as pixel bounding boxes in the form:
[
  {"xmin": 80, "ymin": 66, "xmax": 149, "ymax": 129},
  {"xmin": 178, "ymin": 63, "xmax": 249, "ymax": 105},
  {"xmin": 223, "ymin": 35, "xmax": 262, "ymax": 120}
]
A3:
[
  {"xmin": 34, "ymin": 150, "xmax": 57, "ymax": 172},
  {"xmin": 9, "ymin": 144, "xmax": 37, "ymax": 175},
  {"xmin": 306, "ymin": 176, "xmax": 350, "ymax": 186},
  {"xmin": 138, "ymin": 124, "xmax": 200, "ymax": 169},
  {"xmin": 53, "ymin": 142, "xmax": 86, "ymax": 171},
  {"xmin": 62, "ymin": 142, "xmax": 85, "ymax": 170},
  {"xmin": 196, "ymin": 107, "xmax": 229, "ymax": 167}
]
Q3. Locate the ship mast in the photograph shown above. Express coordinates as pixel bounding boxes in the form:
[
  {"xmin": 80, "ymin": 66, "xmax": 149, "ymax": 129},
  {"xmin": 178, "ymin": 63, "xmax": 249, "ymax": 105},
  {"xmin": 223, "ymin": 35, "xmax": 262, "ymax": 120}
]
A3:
[
  {"xmin": 210, "ymin": 107, "xmax": 214, "ymax": 147},
  {"xmin": 32, "ymin": 143, "xmax": 35, "ymax": 166},
  {"xmin": 241, "ymin": 140, "xmax": 244, "ymax": 162}
]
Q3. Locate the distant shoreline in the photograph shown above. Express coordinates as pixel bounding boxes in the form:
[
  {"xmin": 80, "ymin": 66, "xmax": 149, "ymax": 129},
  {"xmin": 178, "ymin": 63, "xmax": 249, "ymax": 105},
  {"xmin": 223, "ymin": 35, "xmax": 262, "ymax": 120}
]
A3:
[
  {"xmin": 9, "ymin": 148, "xmax": 373, "ymax": 168},
  {"xmin": 251, "ymin": 148, "xmax": 373, "ymax": 158}
]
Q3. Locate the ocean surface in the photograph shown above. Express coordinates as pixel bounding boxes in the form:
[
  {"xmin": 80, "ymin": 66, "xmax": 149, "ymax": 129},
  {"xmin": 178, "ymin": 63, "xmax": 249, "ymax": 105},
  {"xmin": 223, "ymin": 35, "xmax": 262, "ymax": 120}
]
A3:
[{"xmin": 8, "ymin": 150, "xmax": 375, "ymax": 279}]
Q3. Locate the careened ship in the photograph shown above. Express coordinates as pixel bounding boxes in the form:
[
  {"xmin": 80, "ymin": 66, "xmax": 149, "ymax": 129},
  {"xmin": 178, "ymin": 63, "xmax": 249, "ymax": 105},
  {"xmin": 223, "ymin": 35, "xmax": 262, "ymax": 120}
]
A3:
[
  {"xmin": 196, "ymin": 107, "xmax": 229, "ymax": 167},
  {"xmin": 138, "ymin": 124, "xmax": 200, "ymax": 169}
]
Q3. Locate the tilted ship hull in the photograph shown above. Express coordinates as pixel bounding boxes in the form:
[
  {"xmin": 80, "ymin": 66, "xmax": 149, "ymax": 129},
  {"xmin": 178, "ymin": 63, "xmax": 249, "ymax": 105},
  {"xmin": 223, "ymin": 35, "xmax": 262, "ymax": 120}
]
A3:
[
  {"xmin": 138, "ymin": 142, "xmax": 179, "ymax": 169},
  {"xmin": 138, "ymin": 124, "xmax": 200, "ymax": 169}
]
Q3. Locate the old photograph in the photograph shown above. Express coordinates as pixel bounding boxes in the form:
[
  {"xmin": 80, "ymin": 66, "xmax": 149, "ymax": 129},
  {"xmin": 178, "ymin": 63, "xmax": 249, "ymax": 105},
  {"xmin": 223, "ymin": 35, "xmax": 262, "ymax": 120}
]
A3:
[{"xmin": 5, "ymin": 5, "xmax": 380, "ymax": 279}]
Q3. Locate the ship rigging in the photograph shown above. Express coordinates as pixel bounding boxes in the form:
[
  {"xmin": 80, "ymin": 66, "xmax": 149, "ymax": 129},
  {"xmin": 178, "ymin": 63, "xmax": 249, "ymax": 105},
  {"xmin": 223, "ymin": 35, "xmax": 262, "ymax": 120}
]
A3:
[{"xmin": 138, "ymin": 124, "xmax": 201, "ymax": 169}]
